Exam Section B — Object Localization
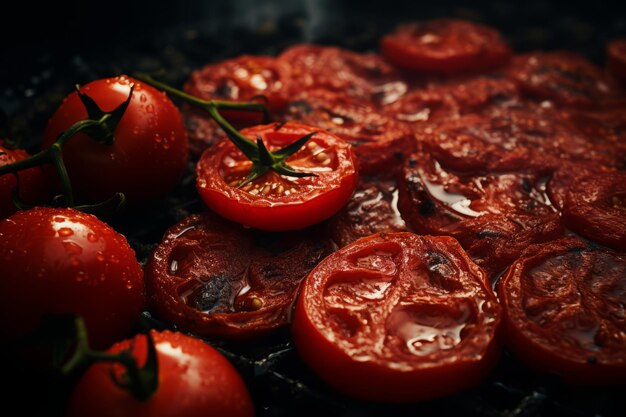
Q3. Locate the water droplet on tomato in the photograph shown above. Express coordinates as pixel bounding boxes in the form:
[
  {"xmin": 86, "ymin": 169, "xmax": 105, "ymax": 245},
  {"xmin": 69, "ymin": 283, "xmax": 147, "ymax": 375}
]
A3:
[
  {"xmin": 96, "ymin": 252, "xmax": 105, "ymax": 262},
  {"xmin": 126, "ymin": 281, "xmax": 134, "ymax": 289},
  {"xmin": 64, "ymin": 242, "xmax": 83, "ymax": 255},
  {"xmin": 58, "ymin": 227, "xmax": 74, "ymax": 237},
  {"xmin": 110, "ymin": 255, "xmax": 120, "ymax": 264},
  {"xmin": 140, "ymin": 94, "xmax": 147, "ymax": 103},
  {"xmin": 146, "ymin": 104, "xmax": 154, "ymax": 113},
  {"xmin": 154, "ymin": 133, "xmax": 162, "ymax": 143},
  {"xmin": 76, "ymin": 271, "xmax": 86, "ymax": 282},
  {"xmin": 54, "ymin": 216, "xmax": 66, "ymax": 223},
  {"xmin": 87, "ymin": 233, "xmax": 98, "ymax": 243}
]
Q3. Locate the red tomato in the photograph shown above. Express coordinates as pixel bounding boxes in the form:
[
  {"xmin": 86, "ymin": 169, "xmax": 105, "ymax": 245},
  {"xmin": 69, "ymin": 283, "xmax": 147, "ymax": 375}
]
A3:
[
  {"xmin": 146, "ymin": 211, "xmax": 333, "ymax": 339},
  {"xmin": 67, "ymin": 330, "xmax": 254, "ymax": 417},
  {"xmin": 293, "ymin": 232, "xmax": 501, "ymax": 402},
  {"xmin": 546, "ymin": 162, "xmax": 612, "ymax": 210},
  {"xmin": 283, "ymin": 90, "xmax": 416, "ymax": 175},
  {"xmin": 196, "ymin": 122, "xmax": 358, "ymax": 231},
  {"xmin": 506, "ymin": 52, "xmax": 623, "ymax": 107},
  {"xmin": 42, "ymin": 75, "xmax": 188, "ymax": 204},
  {"xmin": 0, "ymin": 207, "xmax": 144, "ymax": 348},
  {"xmin": 562, "ymin": 172, "xmax": 626, "ymax": 250},
  {"xmin": 380, "ymin": 19, "xmax": 512, "ymax": 73},
  {"xmin": 0, "ymin": 142, "xmax": 48, "ymax": 219},
  {"xmin": 607, "ymin": 39, "xmax": 626, "ymax": 82},
  {"xmin": 498, "ymin": 238, "xmax": 626, "ymax": 384}
]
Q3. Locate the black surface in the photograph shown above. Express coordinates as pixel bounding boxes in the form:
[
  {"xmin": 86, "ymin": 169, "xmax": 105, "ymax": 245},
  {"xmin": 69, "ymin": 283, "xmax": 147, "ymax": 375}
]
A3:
[{"xmin": 1, "ymin": 1, "xmax": 626, "ymax": 416}]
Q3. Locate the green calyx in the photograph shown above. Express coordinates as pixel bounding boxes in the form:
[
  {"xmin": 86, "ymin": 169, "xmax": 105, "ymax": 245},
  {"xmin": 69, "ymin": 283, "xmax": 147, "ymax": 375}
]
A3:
[{"xmin": 133, "ymin": 72, "xmax": 318, "ymax": 187}]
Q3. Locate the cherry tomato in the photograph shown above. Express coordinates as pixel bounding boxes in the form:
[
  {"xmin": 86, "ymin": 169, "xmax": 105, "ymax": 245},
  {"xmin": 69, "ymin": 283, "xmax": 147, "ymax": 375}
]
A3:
[
  {"xmin": 325, "ymin": 178, "xmax": 406, "ymax": 248},
  {"xmin": 0, "ymin": 142, "xmax": 48, "ymax": 219},
  {"xmin": 498, "ymin": 238, "xmax": 626, "ymax": 384},
  {"xmin": 67, "ymin": 330, "xmax": 254, "ymax": 417},
  {"xmin": 293, "ymin": 232, "xmax": 501, "ymax": 402},
  {"xmin": 380, "ymin": 19, "xmax": 512, "ymax": 73},
  {"xmin": 196, "ymin": 122, "xmax": 358, "ymax": 231},
  {"xmin": 42, "ymin": 75, "xmax": 188, "ymax": 204},
  {"xmin": 283, "ymin": 90, "xmax": 415, "ymax": 175},
  {"xmin": 146, "ymin": 211, "xmax": 333, "ymax": 339},
  {"xmin": 562, "ymin": 172, "xmax": 626, "ymax": 250},
  {"xmin": 507, "ymin": 52, "xmax": 623, "ymax": 107},
  {"xmin": 0, "ymin": 207, "xmax": 144, "ymax": 348},
  {"xmin": 607, "ymin": 39, "xmax": 626, "ymax": 83},
  {"xmin": 278, "ymin": 44, "xmax": 404, "ymax": 102}
]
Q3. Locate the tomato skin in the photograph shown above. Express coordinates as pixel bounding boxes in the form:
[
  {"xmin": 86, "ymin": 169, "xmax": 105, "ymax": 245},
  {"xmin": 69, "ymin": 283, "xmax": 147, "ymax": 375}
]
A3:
[
  {"xmin": 293, "ymin": 232, "xmax": 501, "ymax": 402},
  {"xmin": 66, "ymin": 330, "xmax": 254, "ymax": 417},
  {"xmin": 497, "ymin": 238, "xmax": 626, "ymax": 384},
  {"xmin": 0, "ymin": 207, "xmax": 144, "ymax": 348},
  {"xmin": 42, "ymin": 75, "xmax": 188, "ymax": 204},
  {"xmin": 196, "ymin": 122, "xmax": 358, "ymax": 231},
  {"xmin": 0, "ymin": 143, "xmax": 48, "ymax": 219},
  {"xmin": 607, "ymin": 39, "xmax": 626, "ymax": 82},
  {"xmin": 380, "ymin": 19, "xmax": 512, "ymax": 73}
]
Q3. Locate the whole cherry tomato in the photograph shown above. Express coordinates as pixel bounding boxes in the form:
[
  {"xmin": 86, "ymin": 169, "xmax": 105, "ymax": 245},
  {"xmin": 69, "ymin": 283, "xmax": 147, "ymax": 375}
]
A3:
[
  {"xmin": 196, "ymin": 122, "xmax": 358, "ymax": 231},
  {"xmin": 42, "ymin": 75, "xmax": 188, "ymax": 204},
  {"xmin": 293, "ymin": 232, "xmax": 501, "ymax": 402},
  {"xmin": 380, "ymin": 19, "xmax": 512, "ymax": 73},
  {"xmin": 67, "ymin": 330, "xmax": 254, "ymax": 417},
  {"xmin": 0, "ymin": 207, "xmax": 144, "ymax": 348},
  {"xmin": 146, "ymin": 211, "xmax": 333, "ymax": 339},
  {"xmin": 0, "ymin": 142, "xmax": 48, "ymax": 219},
  {"xmin": 498, "ymin": 238, "xmax": 626, "ymax": 384}
]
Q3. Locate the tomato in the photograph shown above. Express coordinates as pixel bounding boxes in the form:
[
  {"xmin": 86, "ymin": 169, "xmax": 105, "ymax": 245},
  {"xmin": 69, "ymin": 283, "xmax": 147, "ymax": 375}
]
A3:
[
  {"xmin": 498, "ymin": 238, "xmax": 626, "ymax": 384},
  {"xmin": 0, "ymin": 142, "xmax": 48, "ymax": 219},
  {"xmin": 0, "ymin": 207, "xmax": 144, "ymax": 348},
  {"xmin": 42, "ymin": 75, "xmax": 188, "ymax": 204},
  {"xmin": 506, "ymin": 52, "xmax": 623, "ymax": 107},
  {"xmin": 607, "ymin": 39, "xmax": 626, "ymax": 83},
  {"xmin": 380, "ymin": 19, "xmax": 511, "ymax": 73},
  {"xmin": 146, "ymin": 211, "xmax": 333, "ymax": 338},
  {"xmin": 293, "ymin": 232, "xmax": 501, "ymax": 402},
  {"xmin": 397, "ymin": 152, "xmax": 563, "ymax": 276},
  {"xmin": 196, "ymin": 122, "xmax": 358, "ymax": 231},
  {"xmin": 67, "ymin": 330, "xmax": 254, "ymax": 417},
  {"xmin": 278, "ymin": 44, "xmax": 404, "ymax": 102},
  {"xmin": 562, "ymin": 171, "xmax": 626, "ymax": 250},
  {"xmin": 325, "ymin": 178, "xmax": 406, "ymax": 248},
  {"xmin": 546, "ymin": 162, "xmax": 612, "ymax": 210},
  {"xmin": 283, "ymin": 90, "xmax": 415, "ymax": 175}
]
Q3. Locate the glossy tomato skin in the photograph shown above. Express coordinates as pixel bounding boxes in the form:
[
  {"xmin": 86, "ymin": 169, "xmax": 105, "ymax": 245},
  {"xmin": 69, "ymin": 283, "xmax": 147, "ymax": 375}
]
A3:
[
  {"xmin": 380, "ymin": 19, "xmax": 512, "ymax": 73},
  {"xmin": 0, "ymin": 143, "xmax": 48, "ymax": 219},
  {"xmin": 0, "ymin": 207, "xmax": 144, "ymax": 348},
  {"xmin": 42, "ymin": 75, "xmax": 188, "ymax": 204},
  {"xmin": 498, "ymin": 238, "xmax": 626, "ymax": 384},
  {"xmin": 293, "ymin": 232, "xmax": 501, "ymax": 402},
  {"xmin": 146, "ymin": 211, "xmax": 333, "ymax": 339},
  {"xmin": 67, "ymin": 330, "xmax": 254, "ymax": 417},
  {"xmin": 196, "ymin": 122, "xmax": 358, "ymax": 231}
]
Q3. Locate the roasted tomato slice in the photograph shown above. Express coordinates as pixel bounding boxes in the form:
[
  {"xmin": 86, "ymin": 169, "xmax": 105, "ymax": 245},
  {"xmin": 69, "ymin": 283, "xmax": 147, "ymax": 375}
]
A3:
[
  {"xmin": 293, "ymin": 232, "xmax": 501, "ymax": 402},
  {"xmin": 196, "ymin": 122, "xmax": 358, "ymax": 231},
  {"xmin": 397, "ymin": 153, "xmax": 563, "ymax": 276},
  {"xmin": 607, "ymin": 39, "xmax": 626, "ymax": 83},
  {"xmin": 325, "ymin": 178, "xmax": 406, "ymax": 247},
  {"xmin": 562, "ymin": 172, "xmax": 626, "ymax": 250},
  {"xmin": 498, "ymin": 238, "xmax": 626, "ymax": 384},
  {"xmin": 0, "ymin": 142, "xmax": 48, "ymax": 219},
  {"xmin": 283, "ymin": 90, "xmax": 415, "ymax": 175},
  {"xmin": 278, "ymin": 44, "xmax": 405, "ymax": 102},
  {"xmin": 506, "ymin": 52, "xmax": 623, "ymax": 107},
  {"xmin": 380, "ymin": 19, "xmax": 511, "ymax": 73},
  {"xmin": 146, "ymin": 211, "xmax": 333, "ymax": 339},
  {"xmin": 546, "ymin": 162, "xmax": 613, "ymax": 210}
]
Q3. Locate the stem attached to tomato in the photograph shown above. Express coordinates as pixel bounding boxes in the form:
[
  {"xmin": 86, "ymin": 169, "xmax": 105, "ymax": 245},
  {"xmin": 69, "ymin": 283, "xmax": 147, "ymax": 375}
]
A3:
[
  {"xmin": 62, "ymin": 316, "xmax": 159, "ymax": 401},
  {"xmin": 133, "ymin": 72, "xmax": 319, "ymax": 186}
]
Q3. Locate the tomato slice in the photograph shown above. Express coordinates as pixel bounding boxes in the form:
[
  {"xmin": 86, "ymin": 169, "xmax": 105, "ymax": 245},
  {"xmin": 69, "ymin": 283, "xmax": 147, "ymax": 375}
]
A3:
[
  {"xmin": 325, "ymin": 178, "xmax": 406, "ymax": 247},
  {"xmin": 380, "ymin": 19, "xmax": 512, "ymax": 73},
  {"xmin": 562, "ymin": 172, "xmax": 626, "ymax": 250},
  {"xmin": 293, "ymin": 232, "xmax": 501, "ymax": 402},
  {"xmin": 278, "ymin": 44, "xmax": 405, "ymax": 102},
  {"xmin": 506, "ymin": 52, "xmax": 623, "ymax": 107},
  {"xmin": 146, "ymin": 211, "xmax": 333, "ymax": 339},
  {"xmin": 397, "ymin": 152, "xmax": 563, "ymax": 276},
  {"xmin": 498, "ymin": 238, "xmax": 626, "ymax": 384},
  {"xmin": 607, "ymin": 39, "xmax": 626, "ymax": 82},
  {"xmin": 546, "ymin": 162, "xmax": 612, "ymax": 210},
  {"xmin": 195, "ymin": 122, "xmax": 358, "ymax": 231},
  {"xmin": 283, "ymin": 90, "xmax": 415, "ymax": 175}
]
